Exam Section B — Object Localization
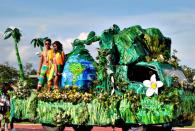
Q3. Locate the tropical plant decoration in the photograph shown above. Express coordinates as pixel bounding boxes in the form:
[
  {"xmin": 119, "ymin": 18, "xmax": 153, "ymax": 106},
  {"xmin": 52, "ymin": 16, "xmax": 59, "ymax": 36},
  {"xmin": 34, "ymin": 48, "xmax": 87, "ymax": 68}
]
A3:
[
  {"xmin": 95, "ymin": 49, "xmax": 110, "ymax": 91},
  {"xmin": 14, "ymin": 80, "xmax": 31, "ymax": 98},
  {"xmin": 37, "ymin": 87, "xmax": 93, "ymax": 103},
  {"xmin": 143, "ymin": 30, "xmax": 171, "ymax": 63},
  {"xmin": 168, "ymin": 49, "xmax": 180, "ymax": 68},
  {"xmin": 86, "ymin": 31, "xmax": 100, "ymax": 45},
  {"xmin": 3, "ymin": 27, "xmax": 25, "ymax": 80},
  {"xmin": 31, "ymin": 37, "xmax": 48, "ymax": 51},
  {"xmin": 53, "ymin": 108, "xmax": 71, "ymax": 126},
  {"xmin": 144, "ymin": 35, "xmax": 166, "ymax": 55}
]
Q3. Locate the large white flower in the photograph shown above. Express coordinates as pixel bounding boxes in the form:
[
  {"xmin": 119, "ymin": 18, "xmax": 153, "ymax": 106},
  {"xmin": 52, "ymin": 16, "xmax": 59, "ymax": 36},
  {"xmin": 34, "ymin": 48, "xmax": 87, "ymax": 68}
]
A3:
[{"xmin": 143, "ymin": 74, "xmax": 163, "ymax": 97}]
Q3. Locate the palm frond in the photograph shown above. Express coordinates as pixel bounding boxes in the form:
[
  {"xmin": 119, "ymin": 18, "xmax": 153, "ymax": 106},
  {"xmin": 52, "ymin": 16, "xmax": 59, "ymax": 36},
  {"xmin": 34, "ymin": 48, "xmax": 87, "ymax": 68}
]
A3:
[
  {"xmin": 4, "ymin": 28, "xmax": 13, "ymax": 34},
  {"xmin": 31, "ymin": 39, "xmax": 38, "ymax": 47},
  {"xmin": 4, "ymin": 32, "xmax": 12, "ymax": 39},
  {"xmin": 31, "ymin": 37, "xmax": 48, "ymax": 49},
  {"xmin": 37, "ymin": 39, "xmax": 44, "ymax": 47},
  {"xmin": 12, "ymin": 28, "xmax": 22, "ymax": 43},
  {"xmin": 3, "ymin": 28, "xmax": 13, "ymax": 39}
]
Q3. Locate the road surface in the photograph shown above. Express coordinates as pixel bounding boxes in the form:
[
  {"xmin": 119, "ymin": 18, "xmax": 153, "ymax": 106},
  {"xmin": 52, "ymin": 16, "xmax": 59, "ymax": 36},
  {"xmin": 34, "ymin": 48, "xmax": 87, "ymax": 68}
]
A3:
[{"xmin": 2, "ymin": 124, "xmax": 194, "ymax": 131}]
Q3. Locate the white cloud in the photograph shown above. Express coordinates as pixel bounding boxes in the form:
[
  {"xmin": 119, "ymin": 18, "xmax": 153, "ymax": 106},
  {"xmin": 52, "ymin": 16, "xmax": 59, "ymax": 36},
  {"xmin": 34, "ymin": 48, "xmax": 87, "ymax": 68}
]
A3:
[
  {"xmin": 55, "ymin": 37, "xmax": 73, "ymax": 53},
  {"xmin": 20, "ymin": 45, "xmax": 34, "ymax": 60},
  {"xmin": 7, "ymin": 49, "xmax": 16, "ymax": 62},
  {"xmin": 85, "ymin": 42, "xmax": 99, "ymax": 59},
  {"xmin": 55, "ymin": 32, "xmax": 89, "ymax": 54},
  {"xmin": 54, "ymin": 32, "xmax": 99, "ymax": 59},
  {"xmin": 0, "ymin": 37, "xmax": 40, "ymax": 69},
  {"xmin": 0, "ymin": 31, "xmax": 3, "ymax": 39},
  {"xmin": 78, "ymin": 32, "xmax": 88, "ymax": 40}
]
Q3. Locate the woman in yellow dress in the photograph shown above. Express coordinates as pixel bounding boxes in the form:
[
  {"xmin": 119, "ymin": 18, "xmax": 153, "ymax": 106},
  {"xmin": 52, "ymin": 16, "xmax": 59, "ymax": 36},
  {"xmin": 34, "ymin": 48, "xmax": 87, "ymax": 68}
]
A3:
[{"xmin": 48, "ymin": 41, "xmax": 65, "ymax": 90}]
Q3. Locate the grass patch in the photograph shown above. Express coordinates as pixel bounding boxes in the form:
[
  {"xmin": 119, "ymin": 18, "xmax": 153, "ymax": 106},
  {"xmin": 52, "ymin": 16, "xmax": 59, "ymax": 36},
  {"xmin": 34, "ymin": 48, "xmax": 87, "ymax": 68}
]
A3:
[{"xmin": 184, "ymin": 121, "xmax": 195, "ymax": 128}]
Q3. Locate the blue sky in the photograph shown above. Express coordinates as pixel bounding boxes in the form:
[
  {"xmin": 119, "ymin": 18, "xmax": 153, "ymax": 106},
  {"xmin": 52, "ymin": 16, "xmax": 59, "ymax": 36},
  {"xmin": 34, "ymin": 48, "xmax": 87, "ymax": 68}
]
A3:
[{"xmin": 0, "ymin": 0, "xmax": 195, "ymax": 69}]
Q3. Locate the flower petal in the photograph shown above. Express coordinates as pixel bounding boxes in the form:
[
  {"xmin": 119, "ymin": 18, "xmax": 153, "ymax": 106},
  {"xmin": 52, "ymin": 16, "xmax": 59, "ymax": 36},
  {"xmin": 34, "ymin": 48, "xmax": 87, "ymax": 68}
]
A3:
[
  {"xmin": 111, "ymin": 87, "xmax": 115, "ymax": 95},
  {"xmin": 156, "ymin": 81, "xmax": 163, "ymax": 88},
  {"xmin": 146, "ymin": 88, "xmax": 155, "ymax": 97},
  {"xmin": 143, "ymin": 80, "xmax": 151, "ymax": 88},
  {"xmin": 150, "ymin": 74, "xmax": 156, "ymax": 82},
  {"xmin": 111, "ymin": 76, "xmax": 114, "ymax": 83},
  {"xmin": 154, "ymin": 88, "xmax": 158, "ymax": 94}
]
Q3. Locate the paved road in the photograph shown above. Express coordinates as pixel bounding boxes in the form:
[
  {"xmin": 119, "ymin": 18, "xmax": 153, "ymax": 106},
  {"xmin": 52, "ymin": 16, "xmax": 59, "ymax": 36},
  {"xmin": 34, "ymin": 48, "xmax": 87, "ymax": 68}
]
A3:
[{"xmin": 4, "ymin": 124, "xmax": 195, "ymax": 131}]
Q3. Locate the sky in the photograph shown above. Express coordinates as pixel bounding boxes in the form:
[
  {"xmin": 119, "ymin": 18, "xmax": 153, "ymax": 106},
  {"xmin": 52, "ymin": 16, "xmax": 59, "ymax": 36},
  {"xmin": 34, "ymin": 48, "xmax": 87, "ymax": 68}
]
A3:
[{"xmin": 0, "ymin": 0, "xmax": 195, "ymax": 70}]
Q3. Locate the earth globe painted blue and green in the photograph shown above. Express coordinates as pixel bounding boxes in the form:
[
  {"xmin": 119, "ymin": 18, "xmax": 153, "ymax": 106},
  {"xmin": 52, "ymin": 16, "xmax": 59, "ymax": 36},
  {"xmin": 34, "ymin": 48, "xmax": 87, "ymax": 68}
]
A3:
[
  {"xmin": 61, "ymin": 37, "xmax": 98, "ymax": 91},
  {"xmin": 61, "ymin": 53, "xmax": 96, "ymax": 91}
]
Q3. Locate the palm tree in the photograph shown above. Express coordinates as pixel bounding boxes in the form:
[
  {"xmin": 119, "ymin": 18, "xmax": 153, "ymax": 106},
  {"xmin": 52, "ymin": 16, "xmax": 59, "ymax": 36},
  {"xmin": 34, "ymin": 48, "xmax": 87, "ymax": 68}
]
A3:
[
  {"xmin": 31, "ymin": 37, "xmax": 48, "ymax": 51},
  {"xmin": 3, "ymin": 27, "xmax": 25, "ymax": 80}
]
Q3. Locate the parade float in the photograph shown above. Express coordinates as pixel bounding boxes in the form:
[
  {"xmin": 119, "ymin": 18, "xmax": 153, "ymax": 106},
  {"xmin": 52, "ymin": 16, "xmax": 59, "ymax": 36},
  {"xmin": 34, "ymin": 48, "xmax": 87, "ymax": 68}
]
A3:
[{"xmin": 6, "ymin": 25, "xmax": 195, "ymax": 130}]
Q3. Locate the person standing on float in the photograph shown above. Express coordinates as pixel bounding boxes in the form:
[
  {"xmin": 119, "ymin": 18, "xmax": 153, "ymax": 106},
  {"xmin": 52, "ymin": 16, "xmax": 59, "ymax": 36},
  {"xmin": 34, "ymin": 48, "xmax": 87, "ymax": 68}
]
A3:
[
  {"xmin": 37, "ymin": 38, "xmax": 54, "ymax": 91},
  {"xmin": 48, "ymin": 41, "xmax": 65, "ymax": 90}
]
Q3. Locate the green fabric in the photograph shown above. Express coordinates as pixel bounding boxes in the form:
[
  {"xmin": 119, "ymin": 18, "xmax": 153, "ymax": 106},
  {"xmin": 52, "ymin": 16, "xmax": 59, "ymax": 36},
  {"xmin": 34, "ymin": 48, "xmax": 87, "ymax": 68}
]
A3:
[
  {"xmin": 10, "ymin": 98, "xmax": 15, "ymax": 121},
  {"xmin": 100, "ymin": 30, "xmax": 114, "ymax": 50},
  {"xmin": 36, "ymin": 99, "xmax": 119, "ymax": 125},
  {"xmin": 181, "ymin": 92, "xmax": 195, "ymax": 113},
  {"xmin": 10, "ymin": 90, "xmax": 194, "ymax": 126},
  {"xmin": 128, "ymin": 83, "xmax": 146, "ymax": 94},
  {"xmin": 115, "ymin": 65, "xmax": 129, "ymax": 83},
  {"xmin": 38, "ymin": 65, "xmax": 48, "ymax": 86},
  {"xmin": 11, "ymin": 99, "xmax": 30, "ymax": 119},
  {"xmin": 26, "ymin": 93, "xmax": 37, "ymax": 119},
  {"xmin": 136, "ymin": 61, "xmax": 172, "ymax": 86},
  {"xmin": 36, "ymin": 101, "xmax": 67, "ymax": 125},
  {"xmin": 137, "ymin": 96, "xmax": 174, "ymax": 124},
  {"xmin": 113, "ymin": 25, "xmax": 146, "ymax": 64},
  {"xmin": 57, "ymin": 65, "xmax": 63, "ymax": 73},
  {"xmin": 119, "ymin": 99, "xmax": 136, "ymax": 123},
  {"xmin": 87, "ymin": 99, "xmax": 119, "ymax": 125}
]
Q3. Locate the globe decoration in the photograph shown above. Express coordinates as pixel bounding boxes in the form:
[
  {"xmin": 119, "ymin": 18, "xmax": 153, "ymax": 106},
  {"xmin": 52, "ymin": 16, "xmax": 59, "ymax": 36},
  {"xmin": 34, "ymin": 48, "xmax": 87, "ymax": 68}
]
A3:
[{"xmin": 61, "ymin": 39, "xmax": 96, "ymax": 91}]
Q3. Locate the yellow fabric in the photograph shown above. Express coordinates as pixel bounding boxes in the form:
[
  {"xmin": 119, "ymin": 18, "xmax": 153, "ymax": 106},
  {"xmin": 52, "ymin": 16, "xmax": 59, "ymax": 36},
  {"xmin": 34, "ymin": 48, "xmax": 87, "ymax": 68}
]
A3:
[
  {"xmin": 55, "ymin": 51, "xmax": 65, "ymax": 65},
  {"xmin": 45, "ymin": 49, "xmax": 54, "ymax": 66},
  {"xmin": 39, "ymin": 49, "xmax": 54, "ymax": 82},
  {"xmin": 45, "ymin": 49, "xmax": 54, "ymax": 76},
  {"xmin": 47, "ymin": 51, "xmax": 65, "ymax": 81},
  {"xmin": 48, "ymin": 64, "xmax": 54, "ymax": 81}
]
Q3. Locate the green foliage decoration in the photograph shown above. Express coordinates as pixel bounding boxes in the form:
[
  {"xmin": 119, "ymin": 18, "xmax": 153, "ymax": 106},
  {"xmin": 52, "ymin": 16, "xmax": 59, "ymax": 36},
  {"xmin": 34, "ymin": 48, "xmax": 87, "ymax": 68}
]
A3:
[
  {"xmin": 95, "ymin": 49, "xmax": 110, "ymax": 91},
  {"xmin": 53, "ymin": 108, "xmax": 71, "ymax": 126},
  {"xmin": 14, "ymin": 80, "xmax": 31, "ymax": 98},
  {"xmin": 31, "ymin": 37, "xmax": 48, "ymax": 51},
  {"xmin": 3, "ymin": 27, "xmax": 25, "ymax": 80},
  {"xmin": 37, "ymin": 87, "xmax": 93, "ymax": 104}
]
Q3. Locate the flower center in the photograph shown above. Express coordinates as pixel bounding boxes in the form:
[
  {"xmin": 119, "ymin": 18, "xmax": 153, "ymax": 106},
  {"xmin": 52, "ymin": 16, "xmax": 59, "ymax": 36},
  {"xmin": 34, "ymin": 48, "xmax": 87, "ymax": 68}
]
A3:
[{"xmin": 151, "ymin": 82, "xmax": 157, "ymax": 89}]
